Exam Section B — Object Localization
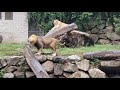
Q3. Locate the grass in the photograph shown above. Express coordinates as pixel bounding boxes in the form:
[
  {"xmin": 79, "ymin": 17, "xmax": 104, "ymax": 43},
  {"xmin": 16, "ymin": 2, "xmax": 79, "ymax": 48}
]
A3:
[
  {"xmin": 40, "ymin": 44, "xmax": 120, "ymax": 56},
  {"xmin": 0, "ymin": 43, "xmax": 25, "ymax": 57},
  {"xmin": 0, "ymin": 43, "xmax": 120, "ymax": 57}
]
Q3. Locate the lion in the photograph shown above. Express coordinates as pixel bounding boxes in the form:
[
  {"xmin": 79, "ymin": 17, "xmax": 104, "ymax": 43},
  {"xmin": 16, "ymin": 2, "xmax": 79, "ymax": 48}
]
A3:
[
  {"xmin": 28, "ymin": 34, "xmax": 65, "ymax": 56},
  {"xmin": 53, "ymin": 19, "xmax": 68, "ymax": 28}
]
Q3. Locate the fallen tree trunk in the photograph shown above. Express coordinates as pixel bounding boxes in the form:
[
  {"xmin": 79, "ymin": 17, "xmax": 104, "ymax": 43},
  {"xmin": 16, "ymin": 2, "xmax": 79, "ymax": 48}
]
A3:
[
  {"xmin": 44, "ymin": 23, "xmax": 78, "ymax": 38},
  {"xmin": 99, "ymin": 60, "xmax": 120, "ymax": 74},
  {"xmin": 100, "ymin": 60, "xmax": 120, "ymax": 67},
  {"xmin": 83, "ymin": 50, "xmax": 120, "ymax": 60},
  {"xmin": 24, "ymin": 43, "xmax": 50, "ymax": 78},
  {"xmin": 62, "ymin": 30, "xmax": 94, "ymax": 47}
]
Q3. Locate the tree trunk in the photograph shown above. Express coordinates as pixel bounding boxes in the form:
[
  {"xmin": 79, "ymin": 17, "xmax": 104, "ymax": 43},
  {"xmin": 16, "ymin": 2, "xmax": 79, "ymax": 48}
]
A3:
[
  {"xmin": 24, "ymin": 43, "xmax": 50, "ymax": 78},
  {"xmin": 99, "ymin": 60, "xmax": 120, "ymax": 75},
  {"xmin": 44, "ymin": 23, "xmax": 78, "ymax": 38},
  {"xmin": 83, "ymin": 50, "xmax": 120, "ymax": 60}
]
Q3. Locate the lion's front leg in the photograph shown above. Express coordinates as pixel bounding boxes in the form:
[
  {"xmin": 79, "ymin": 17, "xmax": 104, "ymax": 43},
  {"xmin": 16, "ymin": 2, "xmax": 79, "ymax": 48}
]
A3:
[{"xmin": 35, "ymin": 48, "xmax": 44, "ymax": 55}]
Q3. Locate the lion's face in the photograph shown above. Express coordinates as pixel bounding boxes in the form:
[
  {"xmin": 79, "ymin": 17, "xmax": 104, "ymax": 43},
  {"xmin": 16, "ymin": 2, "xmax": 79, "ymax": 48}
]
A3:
[{"xmin": 28, "ymin": 34, "xmax": 38, "ymax": 45}]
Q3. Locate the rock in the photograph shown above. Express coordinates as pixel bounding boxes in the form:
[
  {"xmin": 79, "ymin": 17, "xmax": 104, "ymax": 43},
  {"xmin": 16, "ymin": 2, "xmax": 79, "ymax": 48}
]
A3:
[
  {"xmin": 35, "ymin": 55, "xmax": 47, "ymax": 63},
  {"xmin": 97, "ymin": 24, "xmax": 106, "ymax": 30},
  {"xmin": 76, "ymin": 59, "xmax": 90, "ymax": 71},
  {"xmin": 1, "ymin": 59, "xmax": 7, "ymax": 67},
  {"xmin": 70, "ymin": 71, "xmax": 90, "ymax": 78},
  {"xmin": 88, "ymin": 20, "xmax": 97, "ymax": 29},
  {"xmin": 91, "ymin": 34, "xmax": 99, "ymax": 43},
  {"xmin": 112, "ymin": 41, "xmax": 120, "ymax": 45},
  {"xmin": 49, "ymin": 74, "xmax": 58, "ymax": 78},
  {"xmin": 25, "ymin": 71, "xmax": 35, "ymax": 78},
  {"xmin": 0, "ymin": 62, "xmax": 3, "ymax": 69},
  {"xmin": 17, "ymin": 65, "xmax": 31, "ymax": 72},
  {"xmin": 98, "ymin": 39, "xmax": 111, "ymax": 44},
  {"xmin": 54, "ymin": 64, "xmax": 64, "ymax": 76},
  {"xmin": 13, "ymin": 71, "xmax": 25, "ymax": 78},
  {"xmin": 117, "ymin": 32, "xmax": 120, "ymax": 36},
  {"xmin": 42, "ymin": 61, "xmax": 54, "ymax": 73},
  {"xmin": 88, "ymin": 68, "xmax": 106, "ymax": 78},
  {"xmin": 4, "ymin": 66, "xmax": 17, "ymax": 73},
  {"xmin": 99, "ymin": 29, "xmax": 106, "ymax": 34},
  {"xmin": 99, "ymin": 34, "xmax": 107, "ymax": 39},
  {"xmin": 52, "ymin": 56, "xmax": 67, "ymax": 63},
  {"xmin": 91, "ymin": 27, "xmax": 99, "ymax": 34},
  {"xmin": 106, "ymin": 32, "xmax": 120, "ymax": 41},
  {"xmin": 67, "ymin": 55, "xmax": 81, "ymax": 61},
  {"xmin": 7, "ymin": 56, "xmax": 24, "ymax": 66},
  {"xmin": 0, "ymin": 35, "xmax": 3, "ymax": 43},
  {"xmin": 58, "ymin": 76, "xmax": 65, "ymax": 78},
  {"xmin": 63, "ymin": 72, "xmax": 72, "ymax": 78},
  {"xmin": 106, "ymin": 25, "xmax": 114, "ymax": 33},
  {"xmin": 3, "ymin": 73, "xmax": 14, "ymax": 78},
  {"xmin": 64, "ymin": 62, "xmax": 78, "ymax": 73},
  {"xmin": 46, "ymin": 55, "xmax": 55, "ymax": 60},
  {"xmin": 17, "ymin": 58, "xmax": 26, "ymax": 66}
]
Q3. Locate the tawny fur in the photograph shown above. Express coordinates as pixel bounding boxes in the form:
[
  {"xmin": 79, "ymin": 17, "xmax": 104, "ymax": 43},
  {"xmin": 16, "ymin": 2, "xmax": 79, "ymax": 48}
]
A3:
[{"xmin": 28, "ymin": 34, "xmax": 64, "ymax": 56}]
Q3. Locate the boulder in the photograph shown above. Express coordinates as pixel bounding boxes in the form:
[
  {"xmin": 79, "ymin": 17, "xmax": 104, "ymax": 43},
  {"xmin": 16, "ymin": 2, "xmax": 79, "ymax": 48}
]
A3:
[
  {"xmin": 54, "ymin": 64, "xmax": 64, "ymax": 76},
  {"xmin": 99, "ymin": 34, "xmax": 107, "ymax": 39},
  {"xmin": 7, "ymin": 56, "xmax": 24, "ymax": 66},
  {"xmin": 4, "ymin": 66, "xmax": 17, "ymax": 73},
  {"xmin": 52, "ymin": 56, "xmax": 67, "ymax": 63},
  {"xmin": 0, "ymin": 62, "xmax": 3, "ymax": 69},
  {"xmin": 91, "ymin": 27, "xmax": 99, "ymax": 34},
  {"xmin": 13, "ymin": 71, "xmax": 25, "ymax": 78},
  {"xmin": 105, "ymin": 25, "xmax": 114, "ymax": 33},
  {"xmin": 17, "ymin": 65, "xmax": 31, "ymax": 72},
  {"xmin": 67, "ymin": 55, "xmax": 81, "ymax": 61},
  {"xmin": 88, "ymin": 68, "xmax": 106, "ymax": 78},
  {"xmin": 49, "ymin": 74, "xmax": 58, "ymax": 78},
  {"xmin": 91, "ymin": 34, "xmax": 99, "ymax": 43},
  {"xmin": 25, "ymin": 71, "xmax": 35, "ymax": 78},
  {"xmin": 35, "ymin": 55, "xmax": 47, "ymax": 63},
  {"xmin": 106, "ymin": 32, "xmax": 120, "ymax": 41},
  {"xmin": 97, "ymin": 24, "xmax": 106, "ymax": 30},
  {"xmin": 99, "ymin": 29, "xmax": 106, "ymax": 34},
  {"xmin": 3, "ymin": 73, "xmax": 14, "ymax": 78},
  {"xmin": 63, "ymin": 72, "xmax": 72, "ymax": 78},
  {"xmin": 98, "ymin": 39, "xmax": 111, "ymax": 44},
  {"xmin": 17, "ymin": 58, "xmax": 26, "ymax": 66},
  {"xmin": 0, "ymin": 59, "xmax": 7, "ymax": 67},
  {"xmin": 112, "ymin": 41, "xmax": 120, "ymax": 45},
  {"xmin": 42, "ymin": 61, "xmax": 54, "ymax": 73},
  {"xmin": 76, "ymin": 59, "xmax": 90, "ymax": 71},
  {"xmin": 70, "ymin": 71, "xmax": 90, "ymax": 78},
  {"xmin": 64, "ymin": 62, "xmax": 78, "ymax": 73}
]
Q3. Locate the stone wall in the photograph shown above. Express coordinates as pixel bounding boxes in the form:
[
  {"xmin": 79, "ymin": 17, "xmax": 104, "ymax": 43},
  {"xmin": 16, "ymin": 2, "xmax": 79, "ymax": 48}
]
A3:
[
  {"xmin": 0, "ymin": 55, "xmax": 117, "ymax": 78},
  {"xmin": 88, "ymin": 26, "xmax": 120, "ymax": 45}
]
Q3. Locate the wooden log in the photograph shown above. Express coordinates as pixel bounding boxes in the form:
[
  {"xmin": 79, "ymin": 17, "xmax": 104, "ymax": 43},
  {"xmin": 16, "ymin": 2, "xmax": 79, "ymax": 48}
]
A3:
[
  {"xmin": 24, "ymin": 43, "xmax": 50, "ymax": 78},
  {"xmin": 100, "ymin": 60, "xmax": 120, "ymax": 67},
  {"xmin": 44, "ymin": 23, "xmax": 78, "ymax": 38},
  {"xmin": 83, "ymin": 50, "xmax": 120, "ymax": 60}
]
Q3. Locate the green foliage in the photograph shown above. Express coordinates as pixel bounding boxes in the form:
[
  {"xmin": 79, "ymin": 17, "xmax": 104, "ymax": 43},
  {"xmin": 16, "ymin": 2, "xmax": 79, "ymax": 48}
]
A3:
[
  {"xmin": 28, "ymin": 12, "xmax": 120, "ymax": 33},
  {"xmin": 28, "ymin": 12, "xmax": 95, "ymax": 32},
  {"xmin": 90, "ymin": 58, "xmax": 100, "ymax": 66},
  {"xmin": 0, "ymin": 70, "xmax": 5, "ymax": 78}
]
